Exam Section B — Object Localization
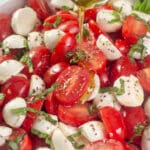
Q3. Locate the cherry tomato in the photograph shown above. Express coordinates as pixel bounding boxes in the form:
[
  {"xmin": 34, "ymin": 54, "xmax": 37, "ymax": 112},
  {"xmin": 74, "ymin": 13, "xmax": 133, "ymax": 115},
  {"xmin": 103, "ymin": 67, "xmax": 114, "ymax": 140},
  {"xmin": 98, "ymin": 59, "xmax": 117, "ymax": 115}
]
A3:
[
  {"xmin": 22, "ymin": 97, "xmax": 44, "ymax": 132},
  {"xmin": 99, "ymin": 106, "xmax": 126, "ymax": 141},
  {"xmin": 0, "ymin": 54, "xmax": 14, "ymax": 63},
  {"xmin": 58, "ymin": 103, "xmax": 97, "ymax": 127},
  {"xmin": 122, "ymin": 16, "xmax": 147, "ymax": 44},
  {"xmin": 50, "ymin": 33, "xmax": 76, "ymax": 64},
  {"xmin": 78, "ymin": 42, "xmax": 107, "ymax": 73},
  {"xmin": 83, "ymin": 139, "xmax": 125, "ymax": 150},
  {"xmin": 29, "ymin": 46, "xmax": 51, "ymax": 76},
  {"xmin": 122, "ymin": 106, "xmax": 146, "ymax": 139},
  {"xmin": 0, "ymin": 13, "xmax": 12, "ymax": 42},
  {"xmin": 43, "ymin": 62, "xmax": 69, "ymax": 87},
  {"xmin": 54, "ymin": 66, "xmax": 90, "ymax": 105},
  {"xmin": 2, "ymin": 76, "xmax": 30, "ymax": 104},
  {"xmin": 8, "ymin": 128, "xmax": 32, "ymax": 150},
  {"xmin": 136, "ymin": 67, "xmax": 150, "ymax": 93},
  {"xmin": 27, "ymin": 0, "xmax": 51, "ymax": 19},
  {"xmin": 143, "ymin": 55, "xmax": 150, "ymax": 68},
  {"xmin": 109, "ymin": 56, "xmax": 138, "ymax": 83},
  {"xmin": 45, "ymin": 92, "xmax": 59, "ymax": 115}
]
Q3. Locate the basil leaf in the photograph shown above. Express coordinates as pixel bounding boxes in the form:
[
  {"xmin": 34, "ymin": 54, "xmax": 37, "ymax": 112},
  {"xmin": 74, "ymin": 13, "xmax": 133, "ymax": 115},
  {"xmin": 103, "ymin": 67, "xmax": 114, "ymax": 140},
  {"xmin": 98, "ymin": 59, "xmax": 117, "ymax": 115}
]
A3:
[
  {"xmin": 62, "ymin": 5, "xmax": 72, "ymax": 10},
  {"xmin": 108, "ymin": 10, "xmax": 121, "ymax": 23},
  {"xmin": 31, "ymin": 128, "xmax": 48, "ymax": 139},
  {"xmin": 0, "ymin": 93, "xmax": 5, "ymax": 101}
]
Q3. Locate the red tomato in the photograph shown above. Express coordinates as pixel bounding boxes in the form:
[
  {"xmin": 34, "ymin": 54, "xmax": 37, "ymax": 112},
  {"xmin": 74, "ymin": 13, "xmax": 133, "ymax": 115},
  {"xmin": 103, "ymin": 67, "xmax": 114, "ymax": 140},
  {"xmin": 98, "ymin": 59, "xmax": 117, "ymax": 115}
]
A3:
[
  {"xmin": 43, "ymin": 14, "xmax": 78, "ymax": 30},
  {"xmin": 29, "ymin": 46, "xmax": 51, "ymax": 76},
  {"xmin": 136, "ymin": 67, "xmax": 150, "ymax": 93},
  {"xmin": 22, "ymin": 97, "xmax": 44, "ymax": 132},
  {"xmin": 2, "ymin": 76, "xmax": 30, "ymax": 104},
  {"xmin": 0, "ymin": 54, "xmax": 14, "ymax": 63},
  {"xmin": 27, "ymin": 0, "xmax": 51, "ymax": 19},
  {"xmin": 43, "ymin": 62, "xmax": 69, "ymax": 87},
  {"xmin": 83, "ymin": 139, "xmax": 125, "ymax": 150},
  {"xmin": 54, "ymin": 66, "xmax": 90, "ymax": 105},
  {"xmin": 122, "ymin": 106, "xmax": 146, "ymax": 139},
  {"xmin": 58, "ymin": 103, "xmax": 97, "ymax": 127},
  {"xmin": 0, "ymin": 13, "xmax": 12, "ymax": 42},
  {"xmin": 122, "ymin": 16, "xmax": 147, "ymax": 44},
  {"xmin": 115, "ymin": 39, "xmax": 130, "ymax": 55},
  {"xmin": 45, "ymin": 92, "xmax": 59, "ymax": 115},
  {"xmin": 143, "ymin": 55, "xmax": 150, "ymax": 68},
  {"xmin": 50, "ymin": 33, "xmax": 76, "ymax": 64},
  {"xmin": 99, "ymin": 106, "xmax": 126, "ymax": 141},
  {"xmin": 58, "ymin": 20, "xmax": 79, "ymax": 35},
  {"xmin": 8, "ymin": 128, "xmax": 32, "ymax": 150},
  {"xmin": 110, "ymin": 56, "xmax": 138, "ymax": 83},
  {"xmin": 78, "ymin": 42, "xmax": 107, "ymax": 73}
]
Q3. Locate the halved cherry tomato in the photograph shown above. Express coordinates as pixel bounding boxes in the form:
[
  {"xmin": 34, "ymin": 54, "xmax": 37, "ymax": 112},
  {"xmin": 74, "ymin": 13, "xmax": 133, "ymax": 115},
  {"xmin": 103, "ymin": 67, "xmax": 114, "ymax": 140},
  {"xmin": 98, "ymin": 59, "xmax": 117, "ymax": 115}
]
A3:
[
  {"xmin": 8, "ymin": 128, "xmax": 32, "ymax": 150},
  {"xmin": 27, "ymin": 0, "xmax": 51, "ymax": 19},
  {"xmin": 78, "ymin": 42, "xmax": 107, "ymax": 73},
  {"xmin": 2, "ymin": 76, "xmax": 30, "ymax": 104},
  {"xmin": 54, "ymin": 66, "xmax": 90, "ymax": 105},
  {"xmin": 136, "ymin": 67, "xmax": 150, "ymax": 93},
  {"xmin": 45, "ymin": 92, "xmax": 59, "ymax": 115},
  {"xmin": 43, "ymin": 62, "xmax": 69, "ymax": 87},
  {"xmin": 0, "ymin": 13, "xmax": 12, "ymax": 42},
  {"xmin": 99, "ymin": 106, "xmax": 126, "ymax": 141},
  {"xmin": 143, "ymin": 55, "xmax": 150, "ymax": 68},
  {"xmin": 22, "ymin": 97, "xmax": 44, "ymax": 132},
  {"xmin": 29, "ymin": 46, "xmax": 51, "ymax": 76},
  {"xmin": 109, "ymin": 56, "xmax": 138, "ymax": 83},
  {"xmin": 50, "ymin": 33, "xmax": 76, "ymax": 64},
  {"xmin": 122, "ymin": 16, "xmax": 147, "ymax": 44},
  {"xmin": 0, "ymin": 54, "xmax": 14, "ymax": 63},
  {"xmin": 82, "ymin": 139, "xmax": 125, "ymax": 150},
  {"xmin": 58, "ymin": 103, "xmax": 97, "ymax": 127}
]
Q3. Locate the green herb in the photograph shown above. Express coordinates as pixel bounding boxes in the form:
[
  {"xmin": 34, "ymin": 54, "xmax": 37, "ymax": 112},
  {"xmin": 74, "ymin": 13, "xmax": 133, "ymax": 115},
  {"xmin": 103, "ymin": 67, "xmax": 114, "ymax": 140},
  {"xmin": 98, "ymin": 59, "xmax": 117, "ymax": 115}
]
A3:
[
  {"xmin": 133, "ymin": 0, "xmax": 150, "ymax": 14},
  {"xmin": 0, "ymin": 93, "xmax": 5, "ymax": 101},
  {"xmin": 20, "ymin": 54, "xmax": 33, "ymax": 73},
  {"xmin": 83, "ymin": 28, "xmax": 89, "ymax": 38},
  {"xmin": 7, "ymin": 133, "xmax": 25, "ymax": 150},
  {"xmin": 0, "ymin": 42, "xmax": 2, "ymax": 47},
  {"xmin": 44, "ymin": 16, "xmax": 62, "ymax": 28},
  {"xmin": 88, "ymin": 105, "xmax": 98, "ymax": 115},
  {"xmin": 3, "ymin": 45, "xmax": 10, "ymax": 54},
  {"xmin": 108, "ymin": 10, "xmax": 121, "ymax": 23},
  {"xmin": 67, "ymin": 132, "xmax": 84, "ymax": 149},
  {"xmin": 62, "ymin": 5, "xmax": 72, "ymax": 10},
  {"xmin": 128, "ymin": 37, "xmax": 147, "ymax": 60},
  {"xmin": 45, "ymin": 137, "xmax": 55, "ymax": 150},
  {"xmin": 23, "ymin": 40, "xmax": 29, "ymax": 51}
]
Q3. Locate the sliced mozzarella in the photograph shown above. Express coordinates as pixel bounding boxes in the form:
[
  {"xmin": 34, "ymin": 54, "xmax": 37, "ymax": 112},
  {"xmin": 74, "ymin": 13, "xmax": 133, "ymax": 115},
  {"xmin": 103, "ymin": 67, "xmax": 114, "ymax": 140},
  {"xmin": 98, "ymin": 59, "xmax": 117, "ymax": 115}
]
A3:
[
  {"xmin": 58, "ymin": 122, "xmax": 78, "ymax": 136},
  {"xmin": 96, "ymin": 34, "xmax": 122, "ymax": 61},
  {"xmin": 114, "ymin": 75, "xmax": 144, "ymax": 107},
  {"xmin": 0, "ymin": 60, "xmax": 24, "ymax": 84},
  {"xmin": 79, "ymin": 121, "xmax": 106, "ymax": 142},
  {"xmin": 0, "ymin": 126, "xmax": 12, "ymax": 146},
  {"xmin": 36, "ymin": 147, "xmax": 51, "ymax": 150},
  {"xmin": 27, "ymin": 32, "xmax": 44, "ymax": 49},
  {"xmin": 94, "ymin": 92, "xmax": 121, "ymax": 111},
  {"xmin": 11, "ymin": 7, "xmax": 38, "ymax": 36},
  {"xmin": 52, "ymin": 128, "xmax": 75, "ymax": 150},
  {"xmin": 144, "ymin": 97, "xmax": 150, "ymax": 119},
  {"xmin": 3, "ymin": 97, "xmax": 27, "ymax": 128},
  {"xmin": 44, "ymin": 29, "xmax": 65, "ymax": 50},
  {"xmin": 96, "ymin": 9, "xmax": 122, "ymax": 33},
  {"xmin": 29, "ymin": 75, "xmax": 45, "ymax": 96},
  {"xmin": 32, "ymin": 115, "xmax": 58, "ymax": 136},
  {"xmin": 141, "ymin": 127, "xmax": 150, "ymax": 150},
  {"xmin": 3, "ymin": 34, "xmax": 26, "ymax": 49}
]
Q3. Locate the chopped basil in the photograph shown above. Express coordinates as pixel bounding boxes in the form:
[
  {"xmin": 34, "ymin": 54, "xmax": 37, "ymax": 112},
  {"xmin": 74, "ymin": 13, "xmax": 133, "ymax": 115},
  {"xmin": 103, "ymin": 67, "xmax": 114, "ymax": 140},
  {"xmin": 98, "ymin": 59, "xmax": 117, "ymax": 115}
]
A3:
[
  {"xmin": 45, "ymin": 137, "xmax": 55, "ymax": 150},
  {"xmin": 31, "ymin": 128, "xmax": 48, "ymax": 139},
  {"xmin": 23, "ymin": 40, "xmax": 29, "ymax": 51},
  {"xmin": 108, "ymin": 10, "xmax": 121, "ymax": 23},
  {"xmin": 0, "ymin": 93, "xmax": 5, "ymax": 101},
  {"xmin": 0, "ymin": 42, "xmax": 2, "ymax": 47},
  {"xmin": 3, "ymin": 45, "xmax": 10, "ymax": 54},
  {"xmin": 88, "ymin": 105, "xmax": 98, "ymax": 115},
  {"xmin": 62, "ymin": 5, "xmax": 72, "ymax": 10},
  {"xmin": 83, "ymin": 28, "xmax": 90, "ymax": 38}
]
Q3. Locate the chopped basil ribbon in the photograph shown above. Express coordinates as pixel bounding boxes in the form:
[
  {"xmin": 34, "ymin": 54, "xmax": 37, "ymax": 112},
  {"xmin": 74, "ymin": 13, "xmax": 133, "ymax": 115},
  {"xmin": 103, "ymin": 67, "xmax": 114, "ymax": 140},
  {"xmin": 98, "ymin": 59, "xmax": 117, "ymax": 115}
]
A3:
[
  {"xmin": 99, "ymin": 79, "xmax": 125, "ymax": 95},
  {"xmin": 11, "ymin": 107, "xmax": 57, "ymax": 125},
  {"xmin": 7, "ymin": 133, "xmax": 26, "ymax": 150},
  {"xmin": 23, "ymin": 40, "xmax": 29, "ymax": 51},
  {"xmin": 88, "ymin": 105, "xmax": 98, "ymax": 115},
  {"xmin": 3, "ymin": 45, "xmax": 10, "ymax": 54},
  {"xmin": 67, "ymin": 132, "xmax": 85, "ymax": 149},
  {"xmin": 128, "ymin": 37, "xmax": 147, "ymax": 60},
  {"xmin": 0, "ymin": 93, "xmax": 5, "ymax": 101},
  {"xmin": 44, "ymin": 16, "xmax": 62, "ymax": 28},
  {"xmin": 62, "ymin": 5, "xmax": 72, "ymax": 10}
]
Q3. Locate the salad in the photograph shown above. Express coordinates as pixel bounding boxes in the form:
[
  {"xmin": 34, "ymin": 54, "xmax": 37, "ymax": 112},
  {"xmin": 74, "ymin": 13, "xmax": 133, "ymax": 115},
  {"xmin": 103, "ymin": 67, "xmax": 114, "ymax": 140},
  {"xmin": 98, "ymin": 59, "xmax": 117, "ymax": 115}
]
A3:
[{"xmin": 0, "ymin": 0, "xmax": 150, "ymax": 150}]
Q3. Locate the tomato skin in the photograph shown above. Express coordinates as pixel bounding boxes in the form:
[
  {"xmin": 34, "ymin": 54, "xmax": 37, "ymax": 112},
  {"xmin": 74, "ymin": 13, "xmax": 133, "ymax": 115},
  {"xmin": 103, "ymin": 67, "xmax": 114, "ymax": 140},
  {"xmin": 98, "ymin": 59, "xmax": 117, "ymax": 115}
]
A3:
[
  {"xmin": 29, "ymin": 46, "xmax": 51, "ymax": 76},
  {"xmin": 122, "ymin": 16, "xmax": 147, "ymax": 44},
  {"xmin": 43, "ymin": 62, "xmax": 69, "ymax": 87},
  {"xmin": 143, "ymin": 55, "xmax": 150, "ymax": 68},
  {"xmin": 82, "ymin": 139, "xmax": 125, "ymax": 150},
  {"xmin": 122, "ymin": 106, "xmax": 146, "ymax": 139},
  {"xmin": 1, "ymin": 76, "xmax": 30, "ymax": 104},
  {"xmin": 27, "ymin": 0, "xmax": 51, "ymax": 19},
  {"xmin": 0, "ymin": 13, "xmax": 12, "ymax": 42},
  {"xmin": 100, "ymin": 106, "xmax": 126, "ymax": 141},
  {"xmin": 50, "ymin": 33, "xmax": 77, "ymax": 64},
  {"xmin": 58, "ymin": 103, "xmax": 97, "ymax": 127},
  {"xmin": 109, "ymin": 56, "xmax": 138, "ymax": 83},
  {"xmin": 54, "ymin": 66, "xmax": 90, "ymax": 105},
  {"xmin": 0, "ymin": 54, "xmax": 15, "ymax": 63}
]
